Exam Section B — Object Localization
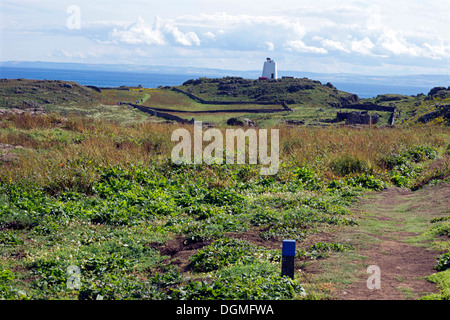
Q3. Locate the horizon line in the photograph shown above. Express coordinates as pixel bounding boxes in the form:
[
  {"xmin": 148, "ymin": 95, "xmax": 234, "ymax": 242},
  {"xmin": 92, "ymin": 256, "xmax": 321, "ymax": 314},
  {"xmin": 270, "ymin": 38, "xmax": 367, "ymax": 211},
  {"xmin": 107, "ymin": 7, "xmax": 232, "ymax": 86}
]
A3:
[{"xmin": 1, "ymin": 60, "xmax": 449, "ymax": 79}]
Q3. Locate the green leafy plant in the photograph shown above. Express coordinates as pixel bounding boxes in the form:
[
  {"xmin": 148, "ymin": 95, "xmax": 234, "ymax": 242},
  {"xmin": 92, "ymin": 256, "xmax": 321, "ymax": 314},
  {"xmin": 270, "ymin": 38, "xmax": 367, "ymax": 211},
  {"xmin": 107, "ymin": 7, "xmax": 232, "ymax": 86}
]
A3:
[
  {"xmin": 0, "ymin": 269, "xmax": 28, "ymax": 300},
  {"xmin": 188, "ymin": 238, "xmax": 262, "ymax": 272},
  {"xmin": 435, "ymin": 253, "xmax": 450, "ymax": 271},
  {"xmin": 299, "ymin": 242, "xmax": 354, "ymax": 260},
  {"xmin": 250, "ymin": 210, "xmax": 279, "ymax": 226},
  {"xmin": 0, "ymin": 230, "xmax": 24, "ymax": 245},
  {"xmin": 293, "ymin": 167, "xmax": 321, "ymax": 190},
  {"xmin": 345, "ymin": 173, "xmax": 385, "ymax": 190},
  {"xmin": 171, "ymin": 269, "xmax": 306, "ymax": 300}
]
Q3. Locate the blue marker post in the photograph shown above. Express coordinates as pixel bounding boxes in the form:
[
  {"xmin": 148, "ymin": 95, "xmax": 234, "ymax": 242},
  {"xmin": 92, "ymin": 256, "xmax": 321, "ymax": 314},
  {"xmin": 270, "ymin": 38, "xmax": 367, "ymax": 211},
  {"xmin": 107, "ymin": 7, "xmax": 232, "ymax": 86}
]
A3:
[{"xmin": 281, "ymin": 240, "xmax": 296, "ymax": 279}]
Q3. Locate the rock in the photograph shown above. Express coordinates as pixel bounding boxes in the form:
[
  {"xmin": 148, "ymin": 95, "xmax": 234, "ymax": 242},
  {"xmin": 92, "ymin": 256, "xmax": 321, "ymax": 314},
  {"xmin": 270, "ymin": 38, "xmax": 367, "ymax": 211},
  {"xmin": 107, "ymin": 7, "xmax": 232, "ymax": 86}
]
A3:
[
  {"xmin": 21, "ymin": 100, "xmax": 41, "ymax": 109},
  {"xmin": 86, "ymin": 85, "xmax": 102, "ymax": 93},
  {"xmin": 226, "ymin": 117, "xmax": 255, "ymax": 127},
  {"xmin": 0, "ymin": 106, "xmax": 45, "ymax": 116},
  {"xmin": 325, "ymin": 82, "xmax": 336, "ymax": 90},
  {"xmin": 375, "ymin": 95, "xmax": 404, "ymax": 102},
  {"xmin": 417, "ymin": 104, "xmax": 450, "ymax": 124},
  {"xmin": 428, "ymin": 87, "xmax": 447, "ymax": 96},
  {"xmin": 61, "ymin": 83, "xmax": 73, "ymax": 89},
  {"xmin": 339, "ymin": 94, "xmax": 360, "ymax": 106},
  {"xmin": 287, "ymin": 84, "xmax": 314, "ymax": 93},
  {"xmin": 0, "ymin": 143, "xmax": 25, "ymax": 162},
  {"xmin": 283, "ymin": 120, "xmax": 305, "ymax": 126}
]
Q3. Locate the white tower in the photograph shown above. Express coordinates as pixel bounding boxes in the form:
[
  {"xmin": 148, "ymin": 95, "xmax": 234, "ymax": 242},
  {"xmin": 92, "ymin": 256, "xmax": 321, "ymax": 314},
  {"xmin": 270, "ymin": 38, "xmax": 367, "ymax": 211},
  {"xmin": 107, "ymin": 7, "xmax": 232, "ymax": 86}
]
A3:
[{"xmin": 262, "ymin": 58, "xmax": 277, "ymax": 79}]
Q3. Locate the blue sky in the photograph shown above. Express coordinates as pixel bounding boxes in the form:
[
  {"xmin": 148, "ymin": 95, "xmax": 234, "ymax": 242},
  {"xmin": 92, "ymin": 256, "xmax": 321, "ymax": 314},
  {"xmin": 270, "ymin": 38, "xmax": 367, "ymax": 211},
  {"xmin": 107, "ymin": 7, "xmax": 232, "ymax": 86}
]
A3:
[{"xmin": 1, "ymin": 0, "xmax": 450, "ymax": 75}]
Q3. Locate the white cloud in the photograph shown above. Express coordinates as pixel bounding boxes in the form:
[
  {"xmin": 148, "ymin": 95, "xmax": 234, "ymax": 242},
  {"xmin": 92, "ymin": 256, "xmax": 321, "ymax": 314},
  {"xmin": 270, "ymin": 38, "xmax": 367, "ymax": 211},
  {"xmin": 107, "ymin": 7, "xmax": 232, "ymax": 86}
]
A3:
[
  {"xmin": 376, "ymin": 29, "xmax": 421, "ymax": 57},
  {"xmin": 110, "ymin": 16, "xmax": 201, "ymax": 47},
  {"xmin": 3, "ymin": 1, "xmax": 450, "ymax": 75},
  {"xmin": 285, "ymin": 40, "xmax": 327, "ymax": 55},
  {"xmin": 350, "ymin": 37, "xmax": 375, "ymax": 56},
  {"xmin": 203, "ymin": 31, "xmax": 216, "ymax": 40},
  {"xmin": 422, "ymin": 41, "xmax": 450, "ymax": 60},
  {"xmin": 319, "ymin": 38, "xmax": 350, "ymax": 53},
  {"xmin": 100, "ymin": 10, "xmax": 450, "ymax": 73},
  {"xmin": 111, "ymin": 17, "xmax": 166, "ymax": 45},
  {"xmin": 163, "ymin": 24, "xmax": 200, "ymax": 46},
  {"xmin": 265, "ymin": 41, "xmax": 274, "ymax": 51}
]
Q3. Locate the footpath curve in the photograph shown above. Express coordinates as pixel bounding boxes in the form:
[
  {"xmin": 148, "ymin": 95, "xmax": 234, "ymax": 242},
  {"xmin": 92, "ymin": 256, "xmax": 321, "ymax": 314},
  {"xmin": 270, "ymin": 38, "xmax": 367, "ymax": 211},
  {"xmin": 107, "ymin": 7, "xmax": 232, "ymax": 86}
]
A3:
[{"xmin": 323, "ymin": 183, "xmax": 449, "ymax": 300}]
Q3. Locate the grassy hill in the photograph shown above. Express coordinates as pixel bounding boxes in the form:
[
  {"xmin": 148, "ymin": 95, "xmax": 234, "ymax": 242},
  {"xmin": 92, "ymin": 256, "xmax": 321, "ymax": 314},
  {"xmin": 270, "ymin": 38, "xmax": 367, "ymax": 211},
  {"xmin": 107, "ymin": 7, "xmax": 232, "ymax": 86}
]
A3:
[
  {"xmin": 169, "ymin": 77, "xmax": 364, "ymax": 126},
  {"xmin": 175, "ymin": 76, "xmax": 357, "ymax": 104},
  {"xmin": 1, "ymin": 77, "xmax": 449, "ymax": 127},
  {"xmin": 363, "ymin": 92, "xmax": 450, "ymax": 125}
]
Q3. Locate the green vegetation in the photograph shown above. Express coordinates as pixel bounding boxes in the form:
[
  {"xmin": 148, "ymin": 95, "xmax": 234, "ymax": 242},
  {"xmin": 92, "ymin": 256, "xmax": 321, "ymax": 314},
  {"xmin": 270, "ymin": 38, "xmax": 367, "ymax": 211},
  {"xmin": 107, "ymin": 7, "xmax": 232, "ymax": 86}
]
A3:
[
  {"xmin": 365, "ymin": 92, "xmax": 450, "ymax": 125},
  {"xmin": 177, "ymin": 77, "xmax": 355, "ymax": 104},
  {"xmin": 2, "ymin": 78, "xmax": 449, "ymax": 128},
  {"xmin": 421, "ymin": 220, "xmax": 450, "ymax": 299},
  {"xmin": 421, "ymin": 270, "xmax": 450, "ymax": 300},
  {"xmin": 171, "ymin": 77, "xmax": 366, "ymax": 126},
  {"xmin": 0, "ymin": 78, "xmax": 449, "ymax": 300}
]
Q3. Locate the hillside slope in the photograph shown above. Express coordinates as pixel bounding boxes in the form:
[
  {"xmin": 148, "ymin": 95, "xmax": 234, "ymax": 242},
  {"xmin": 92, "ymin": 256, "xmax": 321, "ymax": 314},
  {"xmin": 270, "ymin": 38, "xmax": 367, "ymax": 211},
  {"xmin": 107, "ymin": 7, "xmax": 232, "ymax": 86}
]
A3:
[
  {"xmin": 1, "ymin": 77, "xmax": 448, "ymax": 127},
  {"xmin": 175, "ymin": 76, "xmax": 359, "ymax": 106}
]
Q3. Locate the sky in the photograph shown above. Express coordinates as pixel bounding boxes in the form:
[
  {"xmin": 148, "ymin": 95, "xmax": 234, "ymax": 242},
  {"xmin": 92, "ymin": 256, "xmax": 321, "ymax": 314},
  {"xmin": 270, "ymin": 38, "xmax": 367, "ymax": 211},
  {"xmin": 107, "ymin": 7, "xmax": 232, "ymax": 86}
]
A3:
[{"xmin": 1, "ymin": 0, "xmax": 450, "ymax": 76}]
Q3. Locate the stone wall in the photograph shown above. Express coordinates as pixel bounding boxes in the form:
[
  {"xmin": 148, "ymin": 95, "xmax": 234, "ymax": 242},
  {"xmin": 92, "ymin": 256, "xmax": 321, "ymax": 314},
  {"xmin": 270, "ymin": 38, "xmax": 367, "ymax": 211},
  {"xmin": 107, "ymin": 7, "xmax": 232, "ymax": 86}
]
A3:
[
  {"xmin": 339, "ymin": 103, "xmax": 396, "ymax": 112},
  {"xmin": 337, "ymin": 111, "xmax": 380, "ymax": 125}
]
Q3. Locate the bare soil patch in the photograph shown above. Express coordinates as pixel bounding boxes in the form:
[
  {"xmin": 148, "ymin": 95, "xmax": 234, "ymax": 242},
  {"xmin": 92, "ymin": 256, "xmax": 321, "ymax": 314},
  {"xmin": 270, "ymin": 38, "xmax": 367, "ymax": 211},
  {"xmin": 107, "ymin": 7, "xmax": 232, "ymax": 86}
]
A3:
[
  {"xmin": 148, "ymin": 236, "xmax": 212, "ymax": 271},
  {"xmin": 333, "ymin": 183, "xmax": 450, "ymax": 300},
  {"xmin": 148, "ymin": 229, "xmax": 283, "ymax": 273}
]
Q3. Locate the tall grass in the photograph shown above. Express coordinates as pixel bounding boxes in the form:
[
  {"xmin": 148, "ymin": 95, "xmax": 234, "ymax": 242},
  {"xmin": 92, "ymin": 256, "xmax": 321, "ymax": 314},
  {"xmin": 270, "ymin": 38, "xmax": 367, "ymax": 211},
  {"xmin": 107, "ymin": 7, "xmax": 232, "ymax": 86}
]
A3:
[
  {"xmin": 0, "ymin": 113, "xmax": 176, "ymax": 188},
  {"xmin": 280, "ymin": 125, "xmax": 448, "ymax": 170},
  {"xmin": 1, "ymin": 112, "xmax": 449, "ymax": 189}
]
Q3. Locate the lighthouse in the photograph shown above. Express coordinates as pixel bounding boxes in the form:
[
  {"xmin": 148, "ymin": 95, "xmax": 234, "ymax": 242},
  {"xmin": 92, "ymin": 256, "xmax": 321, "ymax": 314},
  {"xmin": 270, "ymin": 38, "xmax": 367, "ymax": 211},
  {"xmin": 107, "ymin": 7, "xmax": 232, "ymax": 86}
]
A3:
[{"xmin": 262, "ymin": 58, "xmax": 277, "ymax": 80}]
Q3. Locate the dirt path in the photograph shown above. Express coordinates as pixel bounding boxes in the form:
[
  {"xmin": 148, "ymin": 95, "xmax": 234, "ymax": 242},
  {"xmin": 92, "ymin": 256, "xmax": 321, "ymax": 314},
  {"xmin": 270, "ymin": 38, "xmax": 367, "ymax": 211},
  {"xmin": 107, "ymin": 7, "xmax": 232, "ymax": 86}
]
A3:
[{"xmin": 332, "ymin": 183, "xmax": 449, "ymax": 300}]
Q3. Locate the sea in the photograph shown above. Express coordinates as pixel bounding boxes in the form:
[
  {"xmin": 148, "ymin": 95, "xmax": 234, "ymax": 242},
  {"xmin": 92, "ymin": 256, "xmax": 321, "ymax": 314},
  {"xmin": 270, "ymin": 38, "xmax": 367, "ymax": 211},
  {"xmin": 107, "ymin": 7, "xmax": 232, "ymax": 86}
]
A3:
[{"xmin": 0, "ymin": 66, "xmax": 444, "ymax": 99}]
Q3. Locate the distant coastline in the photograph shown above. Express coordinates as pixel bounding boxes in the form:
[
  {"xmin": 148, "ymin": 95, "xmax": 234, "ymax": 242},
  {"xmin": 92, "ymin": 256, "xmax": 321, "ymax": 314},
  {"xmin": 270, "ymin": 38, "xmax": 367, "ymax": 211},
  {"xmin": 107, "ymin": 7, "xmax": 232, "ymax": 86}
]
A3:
[
  {"xmin": 1, "ymin": 63, "xmax": 448, "ymax": 99},
  {"xmin": 0, "ymin": 66, "xmax": 193, "ymax": 91}
]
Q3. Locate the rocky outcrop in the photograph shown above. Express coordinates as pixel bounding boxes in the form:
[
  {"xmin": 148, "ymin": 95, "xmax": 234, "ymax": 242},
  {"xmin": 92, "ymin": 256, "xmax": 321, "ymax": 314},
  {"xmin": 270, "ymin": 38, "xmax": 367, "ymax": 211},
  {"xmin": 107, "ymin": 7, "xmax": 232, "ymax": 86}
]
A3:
[
  {"xmin": 329, "ymin": 94, "xmax": 360, "ymax": 108},
  {"xmin": 0, "ymin": 143, "xmax": 25, "ymax": 162},
  {"xmin": 417, "ymin": 104, "xmax": 450, "ymax": 124},
  {"xmin": 0, "ymin": 106, "xmax": 46, "ymax": 116},
  {"xmin": 428, "ymin": 87, "xmax": 450, "ymax": 97},
  {"xmin": 340, "ymin": 94, "xmax": 360, "ymax": 106},
  {"xmin": 86, "ymin": 85, "xmax": 102, "ymax": 93},
  {"xmin": 287, "ymin": 84, "xmax": 315, "ymax": 93},
  {"xmin": 226, "ymin": 117, "xmax": 255, "ymax": 127}
]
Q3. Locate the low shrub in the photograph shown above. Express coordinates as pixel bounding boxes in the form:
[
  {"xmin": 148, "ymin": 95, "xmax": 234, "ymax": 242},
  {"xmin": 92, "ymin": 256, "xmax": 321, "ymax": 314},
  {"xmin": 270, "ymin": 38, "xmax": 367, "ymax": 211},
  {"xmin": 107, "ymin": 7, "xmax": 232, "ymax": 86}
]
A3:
[
  {"xmin": 435, "ymin": 253, "xmax": 450, "ymax": 271},
  {"xmin": 346, "ymin": 173, "xmax": 385, "ymax": 191},
  {"xmin": 381, "ymin": 146, "xmax": 438, "ymax": 170},
  {"xmin": 171, "ymin": 268, "xmax": 306, "ymax": 300},
  {"xmin": 0, "ymin": 269, "xmax": 28, "ymax": 299},
  {"xmin": 293, "ymin": 167, "xmax": 321, "ymax": 190},
  {"xmin": 188, "ymin": 238, "xmax": 263, "ymax": 272},
  {"xmin": 299, "ymin": 242, "xmax": 354, "ymax": 260},
  {"xmin": 0, "ymin": 230, "xmax": 24, "ymax": 245}
]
